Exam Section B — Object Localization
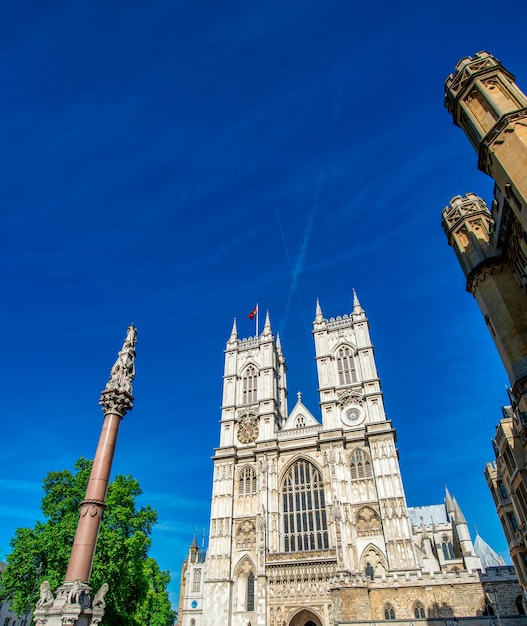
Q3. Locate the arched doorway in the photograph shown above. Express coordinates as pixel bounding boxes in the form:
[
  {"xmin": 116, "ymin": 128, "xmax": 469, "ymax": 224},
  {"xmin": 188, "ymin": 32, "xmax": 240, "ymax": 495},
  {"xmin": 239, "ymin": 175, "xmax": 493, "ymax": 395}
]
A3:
[{"xmin": 287, "ymin": 608, "xmax": 323, "ymax": 626}]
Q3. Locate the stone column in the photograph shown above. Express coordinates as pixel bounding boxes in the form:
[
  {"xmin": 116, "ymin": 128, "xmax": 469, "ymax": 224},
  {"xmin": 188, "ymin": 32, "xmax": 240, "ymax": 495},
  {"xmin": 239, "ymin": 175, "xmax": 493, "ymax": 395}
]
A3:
[{"xmin": 34, "ymin": 325, "xmax": 137, "ymax": 626}]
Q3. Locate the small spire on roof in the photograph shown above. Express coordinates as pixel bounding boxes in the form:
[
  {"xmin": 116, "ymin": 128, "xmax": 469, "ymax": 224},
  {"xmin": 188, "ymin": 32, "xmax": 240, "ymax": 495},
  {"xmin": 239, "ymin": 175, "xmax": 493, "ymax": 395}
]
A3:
[
  {"xmin": 314, "ymin": 298, "xmax": 324, "ymax": 323},
  {"xmin": 229, "ymin": 318, "xmax": 238, "ymax": 341},
  {"xmin": 262, "ymin": 310, "xmax": 272, "ymax": 336},
  {"xmin": 453, "ymin": 496, "xmax": 467, "ymax": 524},
  {"xmin": 297, "ymin": 391, "xmax": 302, "ymax": 402},
  {"xmin": 445, "ymin": 486, "xmax": 454, "ymax": 512},
  {"xmin": 352, "ymin": 289, "xmax": 364, "ymax": 314}
]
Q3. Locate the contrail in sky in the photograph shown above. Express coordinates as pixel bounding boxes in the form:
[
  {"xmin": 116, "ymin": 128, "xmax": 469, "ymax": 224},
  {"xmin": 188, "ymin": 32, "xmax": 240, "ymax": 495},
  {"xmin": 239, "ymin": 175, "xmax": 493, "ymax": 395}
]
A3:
[
  {"xmin": 278, "ymin": 168, "xmax": 325, "ymax": 336},
  {"xmin": 277, "ymin": 91, "xmax": 343, "ymax": 334}
]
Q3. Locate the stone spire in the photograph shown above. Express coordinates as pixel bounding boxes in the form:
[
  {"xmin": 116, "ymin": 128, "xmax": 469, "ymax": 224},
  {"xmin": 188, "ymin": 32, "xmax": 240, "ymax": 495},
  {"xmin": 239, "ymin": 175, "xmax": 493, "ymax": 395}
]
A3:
[
  {"xmin": 314, "ymin": 298, "xmax": 324, "ymax": 323},
  {"xmin": 352, "ymin": 289, "xmax": 363, "ymax": 313},
  {"xmin": 34, "ymin": 326, "xmax": 137, "ymax": 626},
  {"xmin": 227, "ymin": 318, "xmax": 238, "ymax": 346},
  {"xmin": 452, "ymin": 496, "xmax": 468, "ymax": 525},
  {"xmin": 352, "ymin": 289, "xmax": 366, "ymax": 320},
  {"xmin": 262, "ymin": 310, "xmax": 272, "ymax": 337},
  {"xmin": 99, "ymin": 324, "xmax": 137, "ymax": 417}
]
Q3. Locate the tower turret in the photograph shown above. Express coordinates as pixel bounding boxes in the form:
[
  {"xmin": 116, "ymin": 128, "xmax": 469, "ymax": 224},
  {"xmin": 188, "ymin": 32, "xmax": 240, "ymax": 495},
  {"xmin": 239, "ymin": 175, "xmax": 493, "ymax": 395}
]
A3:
[
  {"xmin": 445, "ymin": 51, "xmax": 527, "ymax": 228},
  {"xmin": 443, "ymin": 193, "xmax": 527, "ymax": 393}
]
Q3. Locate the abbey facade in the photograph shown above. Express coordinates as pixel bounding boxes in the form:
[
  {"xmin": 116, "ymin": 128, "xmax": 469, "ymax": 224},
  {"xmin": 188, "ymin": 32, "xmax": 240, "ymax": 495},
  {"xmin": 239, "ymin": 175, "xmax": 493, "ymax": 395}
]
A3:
[{"xmin": 177, "ymin": 297, "xmax": 523, "ymax": 626}]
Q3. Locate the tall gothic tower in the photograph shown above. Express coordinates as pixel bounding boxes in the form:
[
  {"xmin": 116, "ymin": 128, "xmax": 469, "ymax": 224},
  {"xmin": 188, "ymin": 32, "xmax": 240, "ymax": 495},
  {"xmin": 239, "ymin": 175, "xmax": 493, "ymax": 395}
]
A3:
[
  {"xmin": 443, "ymin": 51, "xmax": 527, "ymax": 412},
  {"xmin": 177, "ymin": 298, "xmax": 518, "ymax": 626}
]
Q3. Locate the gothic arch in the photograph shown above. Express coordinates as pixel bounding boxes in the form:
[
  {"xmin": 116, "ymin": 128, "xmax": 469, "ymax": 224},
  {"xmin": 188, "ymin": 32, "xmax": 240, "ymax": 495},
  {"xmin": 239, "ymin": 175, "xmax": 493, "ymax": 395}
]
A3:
[
  {"xmin": 233, "ymin": 556, "xmax": 256, "ymax": 612},
  {"xmin": 237, "ymin": 464, "xmax": 257, "ymax": 495},
  {"xmin": 280, "ymin": 457, "xmax": 329, "ymax": 552},
  {"xmin": 286, "ymin": 607, "xmax": 323, "ymax": 626},
  {"xmin": 279, "ymin": 455, "xmax": 324, "ymax": 483},
  {"xmin": 331, "ymin": 339, "xmax": 356, "ymax": 355},
  {"xmin": 332, "ymin": 343, "xmax": 357, "ymax": 385},
  {"xmin": 240, "ymin": 363, "xmax": 259, "ymax": 404},
  {"xmin": 360, "ymin": 543, "xmax": 388, "ymax": 580},
  {"xmin": 350, "ymin": 447, "xmax": 373, "ymax": 480},
  {"xmin": 233, "ymin": 554, "xmax": 256, "ymax": 577}
]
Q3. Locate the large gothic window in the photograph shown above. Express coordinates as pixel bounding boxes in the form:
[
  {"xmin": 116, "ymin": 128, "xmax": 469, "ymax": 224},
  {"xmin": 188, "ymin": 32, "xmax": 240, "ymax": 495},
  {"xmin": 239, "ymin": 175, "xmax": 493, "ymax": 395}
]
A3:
[
  {"xmin": 242, "ymin": 365, "xmax": 258, "ymax": 404},
  {"xmin": 239, "ymin": 465, "xmax": 257, "ymax": 495},
  {"xmin": 350, "ymin": 448, "xmax": 373, "ymax": 480},
  {"xmin": 336, "ymin": 346, "xmax": 356, "ymax": 385},
  {"xmin": 282, "ymin": 459, "xmax": 329, "ymax": 552}
]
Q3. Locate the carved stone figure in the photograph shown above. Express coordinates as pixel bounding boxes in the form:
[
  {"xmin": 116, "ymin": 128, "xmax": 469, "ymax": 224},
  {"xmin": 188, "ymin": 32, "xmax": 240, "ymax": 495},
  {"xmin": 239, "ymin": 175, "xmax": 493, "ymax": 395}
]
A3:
[
  {"xmin": 36, "ymin": 581, "xmax": 54, "ymax": 607},
  {"xmin": 92, "ymin": 583, "xmax": 109, "ymax": 609}
]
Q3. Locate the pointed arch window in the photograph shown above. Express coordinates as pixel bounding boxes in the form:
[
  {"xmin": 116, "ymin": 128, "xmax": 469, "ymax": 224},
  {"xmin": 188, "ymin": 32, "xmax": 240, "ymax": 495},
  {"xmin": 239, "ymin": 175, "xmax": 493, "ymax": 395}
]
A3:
[
  {"xmin": 350, "ymin": 448, "xmax": 373, "ymax": 480},
  {"xmin": 282, "ymin": 459, "xmax": 329, "ymax": 552},
  {"xmin": 414, "ymin": 602, "xmax": 426, "ymax": 619},
  {"xmin": 384, "ymin": 603, "xmax": 396, "ymax": 620},
  {"xmin": 441, "ymin": 536, "xmax": 455, "ymax": 559},
  {"xmin": 247, "ymin": 572, "xmax": 255, "ymax": 611},
  {"xmin": 242, "ymin": 365, "xmax": 258, "ymax": 404},
  {"xmin": 337, "ymin": 346, "xmax": 357, "ymax": 385},
  {"xmin": 239, "ymin": 465, "xmax": 257, "ymax": 495}
]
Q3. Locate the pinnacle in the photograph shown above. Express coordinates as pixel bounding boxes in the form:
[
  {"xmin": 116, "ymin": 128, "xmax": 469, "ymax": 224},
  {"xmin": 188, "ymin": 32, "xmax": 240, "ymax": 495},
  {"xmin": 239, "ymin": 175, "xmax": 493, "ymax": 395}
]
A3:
[
  {"xmin": 314, "ymin": 298, "xmax": 324, "ymax": 323},
  {"xmin": 352, "ymin": 289, "xmax": 364, "ymax": 314},
  {"xmin": 262, "ymin": 310, "xmax": 272, "ymax": 336},
  {"xmin": 229, "ymin": 318, "xmax": 238, "ymax": 340}
]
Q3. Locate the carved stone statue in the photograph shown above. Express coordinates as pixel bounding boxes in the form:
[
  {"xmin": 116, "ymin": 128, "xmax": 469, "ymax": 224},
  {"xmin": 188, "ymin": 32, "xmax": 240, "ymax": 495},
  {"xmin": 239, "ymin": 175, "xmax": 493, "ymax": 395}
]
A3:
[
  {"xmin": 105, "ymin": 325, "xmax": 137, "ymax": 394},
  {"xmin": 36, "ymin": 581, "xmax": 54, "ymax": 608},
  {"xmin": 92, "ymin": 583, "xmax": 109, "ymax": 609}
]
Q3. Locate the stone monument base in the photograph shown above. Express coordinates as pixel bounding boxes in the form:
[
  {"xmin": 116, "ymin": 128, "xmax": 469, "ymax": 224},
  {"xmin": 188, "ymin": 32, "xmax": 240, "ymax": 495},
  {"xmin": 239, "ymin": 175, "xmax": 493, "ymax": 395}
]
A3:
[{"xmin": 34, "ymin": 579, "xmax": 108, "ymax": 626}]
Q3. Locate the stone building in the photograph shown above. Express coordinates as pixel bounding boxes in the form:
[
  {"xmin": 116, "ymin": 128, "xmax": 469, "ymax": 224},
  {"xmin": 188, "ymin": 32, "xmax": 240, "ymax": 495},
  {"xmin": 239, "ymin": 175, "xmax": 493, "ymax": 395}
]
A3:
[
  {"xmin": 177, "ymin": 298, "xmax": 524, "ymax": 626},
  {"xmin": 442, "ymin": 52, "xmax": 527, "ymax": 588}
]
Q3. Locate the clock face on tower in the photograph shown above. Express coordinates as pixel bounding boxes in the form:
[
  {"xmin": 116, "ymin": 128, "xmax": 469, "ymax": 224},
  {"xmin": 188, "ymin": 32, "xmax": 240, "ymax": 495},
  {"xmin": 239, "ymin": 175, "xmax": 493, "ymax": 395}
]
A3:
[
  {"xmin": 237, "ymin": 417, "xmax": 259, "ymax": 444},
  {"xmin": 341, "ymin": 404, "xmax": 365, "ymax": 427}
]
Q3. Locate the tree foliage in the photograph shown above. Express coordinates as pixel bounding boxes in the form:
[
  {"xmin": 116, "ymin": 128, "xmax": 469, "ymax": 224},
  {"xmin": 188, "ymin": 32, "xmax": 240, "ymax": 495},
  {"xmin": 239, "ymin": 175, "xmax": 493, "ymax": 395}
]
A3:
[{"xmin": 1, "ymin": 458, "xmax": 175, "ymax": 626}]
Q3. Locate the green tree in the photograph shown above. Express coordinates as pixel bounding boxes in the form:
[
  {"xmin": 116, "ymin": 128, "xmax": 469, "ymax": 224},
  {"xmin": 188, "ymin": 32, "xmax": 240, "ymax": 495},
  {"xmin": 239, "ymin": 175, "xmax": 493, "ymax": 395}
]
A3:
[{"xmin": 1, "ymin": 458, "xmax": 175, "ymax": 626}]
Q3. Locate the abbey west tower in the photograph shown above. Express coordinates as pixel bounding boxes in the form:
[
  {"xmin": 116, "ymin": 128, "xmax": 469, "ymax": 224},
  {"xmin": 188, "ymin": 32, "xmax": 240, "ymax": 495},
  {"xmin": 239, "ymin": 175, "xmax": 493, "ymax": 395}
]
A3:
[
  {"xmin": 203, "ymin": 298, "xmax": 419, "ymax": 624},
  {"xmin": 178, "ymin": 297, "xmax": 520, "ymax": 626}
]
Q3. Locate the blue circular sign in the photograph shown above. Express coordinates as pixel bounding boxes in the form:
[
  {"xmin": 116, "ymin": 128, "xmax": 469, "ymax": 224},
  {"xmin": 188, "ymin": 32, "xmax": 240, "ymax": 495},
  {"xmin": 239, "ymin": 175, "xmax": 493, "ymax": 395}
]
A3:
[{"xmin": 191, "ymin": 600, "xmax": 198, "ymax": 609}]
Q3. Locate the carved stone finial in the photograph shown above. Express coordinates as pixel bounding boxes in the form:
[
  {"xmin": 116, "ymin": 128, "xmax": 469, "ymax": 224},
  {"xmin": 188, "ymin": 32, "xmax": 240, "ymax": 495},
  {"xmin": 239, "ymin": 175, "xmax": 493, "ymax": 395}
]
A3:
[
  {"xmin": 297, "ymin": 391, "xmax": 302, "ymax": 402},
  {"xmin": 105, "ymin": 325, "xmax": 137, "ymax": 394},
  {"xmin": 99, "ymin": 326, "xmax": 137, "ymax": 416}
]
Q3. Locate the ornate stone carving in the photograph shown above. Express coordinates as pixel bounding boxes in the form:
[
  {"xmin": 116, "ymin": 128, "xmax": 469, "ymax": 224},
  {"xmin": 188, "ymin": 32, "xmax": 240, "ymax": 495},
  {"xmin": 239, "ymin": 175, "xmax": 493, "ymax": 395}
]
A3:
[
  {"xmin": 79, "ymin": 500, "xmax": 105, "ymax": 519},
  {"xmin": 36, "ymin": 581, "xmax": 54, "ymax": 608},
  {"xmin": 104, "ymin": 325, "xmax": 137, "ymax": 394},
  {"xmin": 99, "ymin": 325, "xmax": 137, "ymax": 417},
  {"xmin": 236, "ymin": 519, "xmax": 256, "ymax": 548},
  {"xmin": 92, "ymin": 582, "xmax": 109, "ymax": 612},
  {"xmin": 356, "ymin": 506, "xmax": 382, "ymax": 536},
  {"xmin": 336, "ymin": 389, "xmax": 364, "ymax": 407}
]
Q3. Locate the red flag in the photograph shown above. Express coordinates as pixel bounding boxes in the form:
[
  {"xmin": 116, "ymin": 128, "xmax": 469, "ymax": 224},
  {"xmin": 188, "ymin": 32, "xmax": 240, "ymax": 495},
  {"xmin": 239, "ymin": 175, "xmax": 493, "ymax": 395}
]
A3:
[{"xmin": 248, "ymin": 305, "xmax": 258, "ymax": 320}]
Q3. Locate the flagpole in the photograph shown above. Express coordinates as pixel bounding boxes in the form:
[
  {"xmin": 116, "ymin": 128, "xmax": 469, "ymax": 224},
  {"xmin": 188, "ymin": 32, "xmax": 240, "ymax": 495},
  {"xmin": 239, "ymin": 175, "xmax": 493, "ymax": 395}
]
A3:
[{"xmin": 256, "ymin": 303, "xmax": 259, "ymax": 337}]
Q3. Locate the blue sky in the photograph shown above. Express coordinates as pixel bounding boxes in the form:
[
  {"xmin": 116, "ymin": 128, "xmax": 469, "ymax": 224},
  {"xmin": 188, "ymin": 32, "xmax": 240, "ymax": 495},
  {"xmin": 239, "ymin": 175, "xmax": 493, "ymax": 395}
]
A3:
[{"xmin": 1, "ymin": 0, "xmax": 527, "ymax": 608}]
